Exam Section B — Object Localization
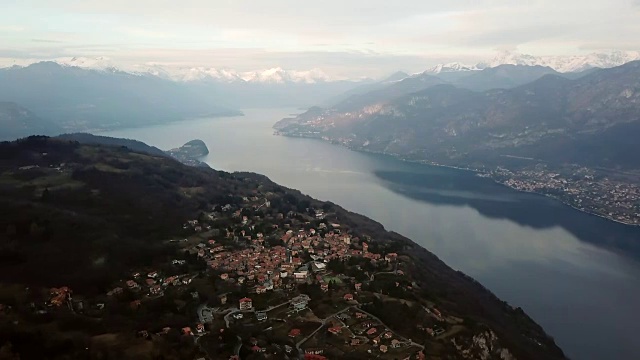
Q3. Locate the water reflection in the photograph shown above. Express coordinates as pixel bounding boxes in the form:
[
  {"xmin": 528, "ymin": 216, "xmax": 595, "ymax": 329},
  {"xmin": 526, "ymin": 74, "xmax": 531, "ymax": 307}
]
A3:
[{"xmin": 372, "ymin": 168, "xmax": 640, "ymax": 260}]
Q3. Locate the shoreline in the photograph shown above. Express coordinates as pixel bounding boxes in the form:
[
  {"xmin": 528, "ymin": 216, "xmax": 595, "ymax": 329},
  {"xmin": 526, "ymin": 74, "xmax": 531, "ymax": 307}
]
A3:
[{"xmin": 276, "ymin": 132, "xmax": 640, "ymax": 228}]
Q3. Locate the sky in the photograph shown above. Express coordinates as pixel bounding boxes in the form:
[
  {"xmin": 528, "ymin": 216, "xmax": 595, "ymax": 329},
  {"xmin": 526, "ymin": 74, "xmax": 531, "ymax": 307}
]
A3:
[{"xmin": 1, "ymin": 0, "xmax": 639, "ymax": 78}]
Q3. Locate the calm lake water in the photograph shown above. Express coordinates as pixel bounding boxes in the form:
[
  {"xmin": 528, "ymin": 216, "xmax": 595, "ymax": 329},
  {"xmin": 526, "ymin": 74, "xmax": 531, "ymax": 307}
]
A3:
[{"xmin": 101, "ymin": 108, "xmax": 640, "ymax": 360}]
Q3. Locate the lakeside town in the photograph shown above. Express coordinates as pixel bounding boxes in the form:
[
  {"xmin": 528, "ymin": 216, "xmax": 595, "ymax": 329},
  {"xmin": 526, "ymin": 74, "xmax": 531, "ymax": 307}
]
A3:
[{"xmin": 485, "ymin": 165, "xmax": 640, "ymax": 226}]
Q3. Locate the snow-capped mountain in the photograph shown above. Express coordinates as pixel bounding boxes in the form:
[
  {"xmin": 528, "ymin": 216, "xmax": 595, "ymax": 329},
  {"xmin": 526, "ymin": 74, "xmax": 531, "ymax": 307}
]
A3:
[
  {"xmin": 167, "ymin": 67, "xmax": 245, "ymax": 83},
  {"xmin": 240, "ymin": 67, "xmax": 332, "ymax": 84},
  {"xmin": 424, "ymin": 62, "xmax": 481, "ymax": 74},
  {"xmin": 53, "ymin": 56, "xmax": 119, "ymax": 71},
  {"xmin": 427, "ymin": 50, "xmax": 640, "ymax": 74},
  {"xmin": 165, "ymin": 66, "xmax": 333, "ymax": 84},
  {"xmin": 3, "ymin": 57, "xmax": 335, "ymax": 84}
]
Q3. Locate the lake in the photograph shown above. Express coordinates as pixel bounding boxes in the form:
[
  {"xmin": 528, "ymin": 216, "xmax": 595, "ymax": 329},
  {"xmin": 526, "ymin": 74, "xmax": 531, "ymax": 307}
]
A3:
[{"xmin": 101, "ymin": 108, "xmax": 640, "ymax": 360}]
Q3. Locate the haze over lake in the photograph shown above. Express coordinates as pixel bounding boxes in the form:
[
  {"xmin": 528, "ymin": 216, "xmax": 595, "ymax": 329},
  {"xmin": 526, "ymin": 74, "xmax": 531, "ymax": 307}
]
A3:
[{"xmin": 101, "ymin": 108, "xmax": 640, "ymax": 360}]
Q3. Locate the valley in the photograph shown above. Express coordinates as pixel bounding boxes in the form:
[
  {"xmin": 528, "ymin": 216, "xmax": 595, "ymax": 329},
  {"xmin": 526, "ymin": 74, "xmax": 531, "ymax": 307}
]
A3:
[
  {"xmin": 1, "ymin": 2, "xmax": 639, "ymax": 359},
  {"xmin": 275, "ymin": 61, "xmax": 640, "ymax": 227}
]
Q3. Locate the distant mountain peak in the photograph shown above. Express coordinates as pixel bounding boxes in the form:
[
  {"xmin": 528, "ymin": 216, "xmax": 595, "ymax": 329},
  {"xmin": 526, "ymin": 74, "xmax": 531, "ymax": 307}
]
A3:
[
  {"xmin": 54, "ymin": 56, "xmax": 117, "ymax": 71},
  {"xmin": 239, "ymin": 67, "xmax": 332, "ymax": 84},
  {"xmin": 2, "ymin": 59, "xmax": 336, "ymax": 85},
  {"xmin": 424, "ymin": 62, "xmax": 480, "ymax": 74},
  {"xmin": 383, "ymin": 71, "xmax": 410, "ymax": 82},
  {"xmin": 427, "ymin": 50, "xmax": 640, "ymax": 74}
]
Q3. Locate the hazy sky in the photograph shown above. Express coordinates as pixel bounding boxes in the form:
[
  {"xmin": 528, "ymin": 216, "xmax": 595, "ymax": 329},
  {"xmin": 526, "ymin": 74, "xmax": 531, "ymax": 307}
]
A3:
[{"xmin": 1, "ymin": 0, "xmax": 639, "ymax": 77}]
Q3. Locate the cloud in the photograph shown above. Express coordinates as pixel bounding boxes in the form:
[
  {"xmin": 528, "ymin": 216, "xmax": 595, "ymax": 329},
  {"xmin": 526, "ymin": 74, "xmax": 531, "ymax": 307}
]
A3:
[
  {"xmin": 1, "ymin": 0, "xmax": 639, "ymax": 76},
  {"xmin": 0, "ymin": 26, "xmax": 25, "ymax": 32},
  {"xmin": 31, "ymin": 38, "xmax": 65, "ymax": 43}
]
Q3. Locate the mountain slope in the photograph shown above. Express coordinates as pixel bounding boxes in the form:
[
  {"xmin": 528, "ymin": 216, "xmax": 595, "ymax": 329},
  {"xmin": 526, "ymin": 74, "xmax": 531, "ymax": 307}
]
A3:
[
  {"xmin": 56, "ymin": 133, "xmax": 168, "ymax": 157},
  {"xmin": 0, "ymin": 102, "xmax": 61, "ymax": 141},
  {"xmin": 330, "ymin": 73, "xmax": 447, "ymax": 113},
  {"xmin": 452, "ymin": 64, "xmax": 560, "ymax": 91},
  {"xmin": 319, "ymin": 65, "xmax": 564, "ymax": 117},
  {"xmin": 0, "ymin": 136, "xmax": 565, "ymax": 359},
  {"xmin": 0, "ymin": 62, "xmax": 241, "ymax": 132},
  {"xmin": 321, "ymin": 72, "xmax": 406, "ymax": 107},
  {"xmin": 275, "ymin": 61, "xmax": 640, "ymax": 169}
]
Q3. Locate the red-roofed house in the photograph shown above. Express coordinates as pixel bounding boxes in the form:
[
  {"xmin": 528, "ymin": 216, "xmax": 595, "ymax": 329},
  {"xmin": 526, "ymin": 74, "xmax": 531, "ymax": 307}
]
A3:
[
  {"xmin": 385, "ymin": 253, "xmax": 398, "ymax": 262},
  {"xmin": 304, "ymin": 355, "xmax": 328, "ymax": 360},
  {"xmin": 239, "ymin": 297, "xmax": 253, "ymax": 310}
]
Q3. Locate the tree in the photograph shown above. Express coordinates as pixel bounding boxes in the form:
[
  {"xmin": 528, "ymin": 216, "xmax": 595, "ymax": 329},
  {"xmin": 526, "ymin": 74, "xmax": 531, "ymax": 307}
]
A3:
[
  {"xmin": 0, "ymin": 343, "xmax": 20, "ymax": 360},
  {"xmin": 29, "ymin": 221, "xmax": 45, "ymax": 239},
  {"xmin": 5, "ymin": 225, "xmax": 16, "ymax": 238},
  {"xmin": 327, "ymin": 259, "xmax": 345, "ymax": 274},
  {"xmin": 41, "ymin": 188, "xmax": 50, "ymax": 202}
]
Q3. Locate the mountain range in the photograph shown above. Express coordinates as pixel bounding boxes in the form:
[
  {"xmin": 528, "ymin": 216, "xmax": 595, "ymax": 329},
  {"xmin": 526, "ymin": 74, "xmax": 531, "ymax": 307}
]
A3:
[
  {"xmin": 8, "ymin": 56, "xmax": 338, "ymax": 84},
  {"xmin": 0, "ymin": 62, "xmax": 241, "ymax": 135},
  {"xmin": 425, "ymin": 50, "xmax": 640, "ymax": 74},
  {"xmin": 274, "ymin": 60, "xmax": 640, "ymax": 171},
  {"xmin": 2, "ymin": 50, "xmax": 639, "ymax": 142},
  {"xmin": 7, "ymin": 50, "xmax": 639, "ymax": 85},
  {"xmin": 0, "ymin": 62, "xmax": 367, "ymax": 139}
]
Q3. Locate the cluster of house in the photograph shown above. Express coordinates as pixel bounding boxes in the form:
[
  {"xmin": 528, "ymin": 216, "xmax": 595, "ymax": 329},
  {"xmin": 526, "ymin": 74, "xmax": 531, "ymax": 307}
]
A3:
[
  {"xmin": 194, "ymin": 226, "xmax": 394, "ymax": 296},
  {"xmin": 106, "ymin": 269, "xmax": 194, "ymax": 300},
  {"xmin": 180, "ymin": 323, "xmax": 207, "ymax": 336},
  {"xmin": 49, "ymin": 287, "xmax": 72, "ymax": 307},
  {"xmin": 495, "ymin": 167, "xmax": 640, "ymax": 225},
  {"xmin": 183, "ymin": 219, "xmax": 213, "ymax": 232},
  {"xmin": 231, "ymin": 294, "xmax": 310, "ymax": 323},
  {"xmin": 137, "ymin": 322, "xmax": 207, "ymax": 340},
  {"xmin": 341, "ymin": 311, "xmax": 406, "ymax": 352}
]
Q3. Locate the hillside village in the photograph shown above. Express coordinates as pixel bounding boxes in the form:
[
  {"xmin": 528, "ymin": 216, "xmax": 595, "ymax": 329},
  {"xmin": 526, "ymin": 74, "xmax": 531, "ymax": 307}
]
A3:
[
  {"xmin": 1, "ymin": 183, "xmax": 515, "ymax": 359},
  {"xmin": 0, "ymin": 138, "xmax": 565, "ymax": 360},
  {"xmin": 487, "ymin": 165, "xmax": 640, "ymax": 226},
  {"xmin": 84, "ymin": 195, "xmax": 455, "ymax": 359}
]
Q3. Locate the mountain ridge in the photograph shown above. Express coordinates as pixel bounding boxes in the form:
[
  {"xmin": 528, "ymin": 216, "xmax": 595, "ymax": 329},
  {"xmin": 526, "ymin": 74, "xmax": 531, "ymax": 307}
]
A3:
[
  {"xmin": 6, "ymin": 50, "xmax": 639, "ymax": 86},
  {"xmin": 4, "ymin": 57, "xmax": 339, "ymax": 84},
  {"xmin": 425, "ymin": 50, "xmax": 640, "ymax": 74},
  {"xmin": 0, "ymin": 102, "xmax": 61, "ymax": 141}
]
